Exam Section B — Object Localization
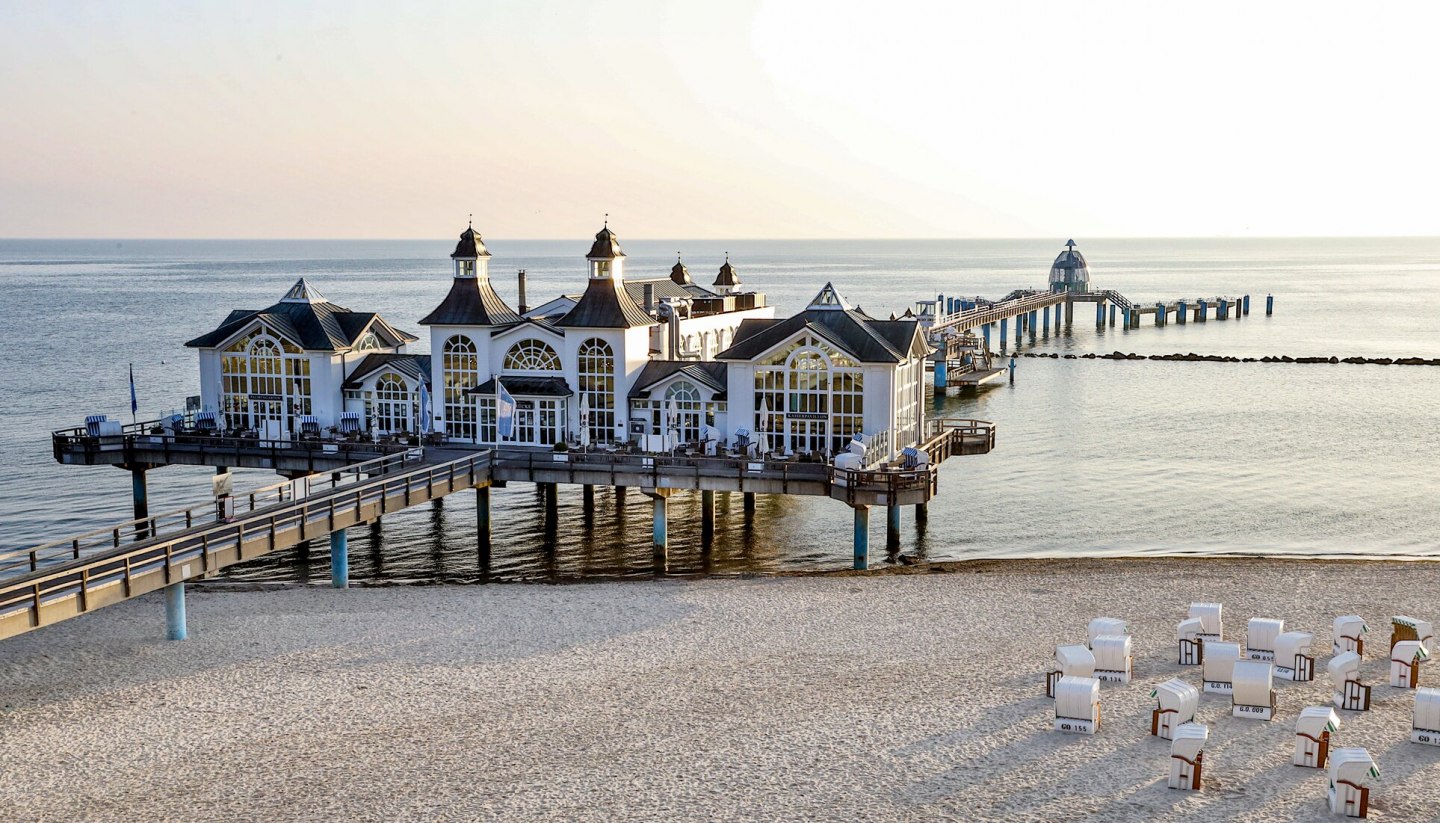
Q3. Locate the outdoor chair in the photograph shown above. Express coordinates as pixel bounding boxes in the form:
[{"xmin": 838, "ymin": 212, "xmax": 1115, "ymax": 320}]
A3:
[
  {"xmin": 1390, "ymin": 640, "xmax": 1428, "ymax": 689},
  {"xmin": 1151, "ymin": 678, "xmax": 1198, "ymax": 740},
  {"xmin": 1329, "ymin": 652, "xmax": 1371, "ymax": 711},
  {"xmin": 1231, "ymin": 660, "xmax": 1276, "ymax": 720},
  {"xmin": 1327, "ymin": 748, "xmax": 1378, "ymax": 818},
  {"xmin": 1168, "ymin": 723, "xmax": 1207, "ymax": 791},
  {"xmin": 1334, "ymin": 615, "xmax": 1368, "ymax": 657},
  {"xmin": 1294, "ymin": 706, "xmax": 1340, "ymax": 768},
  {"xmin": 1275, "ymin": 631, "xmax": 1316, "ymax": 681},
  {"xmin": 1053, "ymin": 675, "xmax": 1100, "ymax": 735},
  {"xmin": 1246, "ymin": 617, "xmax": 1284, "ymax": 661},
  {"xmin": 1202, "ymin": 641, "xmax": 1243, "ymax": 694},
  {"xmin": 1046, "ymin": 644, "xmax": 1094, "ymax": 697},
  {"xmin": 1411, "ymin": 687, "xmax": 1440, "ymax": 746}
]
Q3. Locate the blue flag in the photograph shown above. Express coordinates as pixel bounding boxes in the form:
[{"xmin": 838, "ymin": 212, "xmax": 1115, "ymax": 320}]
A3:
[
  {"xmin": 129, "ymin": 364, "xmax": 138, "ymax": 416},
  {"xmin": 417, "ymin": 380, "xmax": 431, "ymax": 435},
  {"xmin": 496, "ymin": 380, "xmax": 515, "ymax": 439}
]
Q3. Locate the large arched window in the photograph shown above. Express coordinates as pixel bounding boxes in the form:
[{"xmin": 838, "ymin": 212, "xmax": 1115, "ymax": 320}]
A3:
[
  {"xmin": 753, "ymin": 334, "xmax": 863, "ymax": 456},
  {"xmin": 577, "ymin": 338, "xmax": 615, "ymax": 444},
  {"xmin": 443, "ymin": 335, "xmax": 478, "ymax": 441},
  {"xmin": 373, "ymin": 373, "xmax": 413, "ymax": 433},
  {"xmin": 502, "ymin": 339, "xmax": 561, "ymax": 372},
  {"xmin": 662, "ymin": 380, "xmax": 703, "ymax": 443},
  {"xmin": 219, "ymin": 328, "xmax": 310, "ymax": 432}
]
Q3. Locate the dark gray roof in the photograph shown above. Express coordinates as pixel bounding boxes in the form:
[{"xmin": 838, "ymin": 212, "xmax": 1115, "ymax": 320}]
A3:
[
  {"xmin": 555, "ymin": 277, "xmax": 656, "ymax": 328},
  {"xmin": 622, "ymin": 278, "xmax": 715, "ymax": 304},
  {"xmin": 717, "ymin": 309, "xmax": 921, "ymax": 364},
  {"xmin": 714, "ymin": 256, "xmax": 740, "ymax": 287},
  {"xmin": 467, "ymin": 376, "xmax": 573, "ymax": 397},
  {"xmin": 586, "ymin": 225, "xmax": 625, "ymax": 259},
  {"xmin": 342, "ymin": 354, "xmax": 432, "ymax": 389},
  {"xmin": 419, "ymin": 277, "xmax": 521, "ymax": 326},
  {"xmin": 670, "ymin": 257, "xmax": 691, "ymax": 285},
  {"xmin": 629, "ymin": 361, "xmax": 728, "ymax": 399},
  {"xmin": 1052, "ymin": 240, "xmax": 1087, "ymax": 271},
  {"xmin": 451, "ymin": 225, "xmax": 491, "ymax": 258},
  {"xmin": 186, "ymin": 289, "xmax": 417, "ymax": 351}
]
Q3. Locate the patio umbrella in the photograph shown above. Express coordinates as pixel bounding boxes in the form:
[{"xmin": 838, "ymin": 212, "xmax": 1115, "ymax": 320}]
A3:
[
  {"xmin": 756, "ymin": 397, "xmax": 770, "ymax": 458},
  {"xmin": 667, "ymin": 397, "xmax": 680, "ymax": 453},
  {"xmin": 578, "ymin": 392, "xmax": 590, "ymax": 449}
]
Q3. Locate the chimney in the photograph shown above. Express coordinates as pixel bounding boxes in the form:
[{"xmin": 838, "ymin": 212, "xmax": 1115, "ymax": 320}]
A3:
[
  {"xmin": 642, "ymin": 283, "xmax": 654, "ymax": 312},
  {"xmin": 517, "ymin": 269, "xmax": 528, "ymax": 315}
]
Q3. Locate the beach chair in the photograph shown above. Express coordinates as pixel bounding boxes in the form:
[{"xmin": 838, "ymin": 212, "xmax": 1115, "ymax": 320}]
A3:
[
  {"xmin": 1168, "ymin": 723, "xmax": 1208, "ymax": 791},
  {"xmin": 1411, "ymin": 687, "xmax": 1440, "ymax": 746},
  {"xmin": 1327, "ymin": 748, "xmax": 1378, "ymax": 818},
  {"xmin": 1333, "ymin": 615, "xmax": 1367, "ymax": 657},
  {"xmin": 1390, "ymin": 640, "xmax": 1429, "ymax": 689},
  {"xmin": 297, "ymin": 414, "xmax": 321, "ymax": 440},
  {"xmin": 1329, "ymin": 652, "xmax": 1371, "ymax": 711},
  {"xmin": 1391, "ymin": 616, "xmax": 1433, "ymax": 653},
  {"xmin": 1246, "ymin": 617, "xmax": 1284, "ymax": 661},
  {"xmin": 84, "ymin": 414, "xmax": 109, "ymax": 437},
  {"xmin": 337, "ymin": 412, "xmax": 363, "ymax": 438},
  {"xmin": 1275, "ymin": 631, "xmax": 1316, "ymax": 682},
  {"xmin": 1232, "ymin": 660, "xmax": 1276, "ymax": 720},
  {"xmin": 195, "ymin": 410, "xmax": 219, "ymax": 434},
  {"xmin": 1188, "ymin": 602, "xmax": 1223, "ymax": 642},
  {"xmin": 1046, "ymin": 644, "xmax": 1095, "ymax": 697},
  {"xmin": 1294, "ymin": 706, "xmax": 1340, "ymax": 768},
  {"xmin": 1087, "ymin": 617, "xmax": 1126, "ymax": 648},
  {"xmin": 1202, "ymin": 641, "xmax": 1243, "ymax": 694},
  {"xmin": 1092, "ymin": 635, "xmax": 1132, "ymax": 683},
  {"xmin": 1151, "ymin": 679, "xmax": 1199, "ymax": 740},
  {"xmin": 1053, "ymin": 675, "xmax": 1100, "ymax": 735},
  {"xmin": 1177, "ymin": 617, "xmax": 1205, "ymax": 666}
]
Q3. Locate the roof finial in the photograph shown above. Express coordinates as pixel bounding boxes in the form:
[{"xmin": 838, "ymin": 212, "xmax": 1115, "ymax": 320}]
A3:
[
  {"xmin": 468, "ymin": 213, "xmax": 473, "ymax": 229},
  {"xmin": 725, "ymin": 251, "xmax": 729, "ymax": 262},
  {"xmin": 604, "ymin": 213, "xmax": 609, "ymax": 229}
]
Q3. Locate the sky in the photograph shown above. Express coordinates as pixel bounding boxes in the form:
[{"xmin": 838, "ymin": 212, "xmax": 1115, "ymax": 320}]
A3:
[{"xmin": 1, "ymin": 1, "xmax": 1437, "ymax": 239}]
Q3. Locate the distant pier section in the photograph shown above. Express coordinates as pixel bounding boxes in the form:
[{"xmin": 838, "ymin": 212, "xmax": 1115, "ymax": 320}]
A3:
[{"xmin": 917, "ymin": 240, "xmax": 1270, "ymax": 390}]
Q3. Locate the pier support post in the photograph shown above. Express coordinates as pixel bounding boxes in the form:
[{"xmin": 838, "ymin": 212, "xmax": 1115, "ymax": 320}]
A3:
[
  {"xmin": 853, "ymin": 505, "xmax": 870, "ymax": 570},
  {"xmin": 982, "ymin": 324, "xmax": 992, "ymax": 350},
  {"xmin": 131, "ymin": 467, "xmax": 149, "ymax": 539},
  {"xmin": 701, "ymin": 489, "xmax": 715, "ymax": 540},
  {"xmin": 887, "ymin": 505, "xmax": 901, "ymax": 547},
  {"xmin": 649, "ymin": 491, "xmax": 671, "ymax": 575},
  {"xmin": 915, "ymin": 502, "xmax": 928, "ymax": 525},
  {"xmin": 743, "ymin": 492, "xmax": 756, "ymax": 512},
  {"xmin": 1156, "ymin": 303, "xmax": 1165, "ymax": 326},
  {"xmin": 582, "ymin": 484, "xmax": 594, "ymax": 509},
  {"xmin": 616, "ymin": 486, "xmax": 627, "ymax": 506},
  {"xmin": 165, "ymin": 581, "xmax": 186, "ymax": 641},
  {"xmin": 1065, "ymin": 296, "xmax": 1073, "ymax": 326},
  {"xmin": 1244, "ymin": 294, "xmax": 1251, "ymax": 316},
  {"xmin": 1042, "ymin": 307, "xmax": 1050, "ymax": 335},
  {"xmin": 1109, "ymin": 305, "xmax": 1117, "ymax": 326},
  {"xmin": 934, "ymin": 360, "xmax": 947, "ymax": 389},
  {"xmin": 1096, "ymin": 301, "xmax": 1105, "ymax": 326},
  {"xmin": 329, "ymin": 527, "xmax": 349, "ymax": 589},
  {"xmin": 476, "ymin": 485, "xmax": 491, "ymax": 580},
  {"xmin": 999, "ymin": 318, "xmax": 1008, "ymax": 348},
  {"xmin": 1015, "ymin": 315, "xmax": 1022, "ymax": 345},
  {"xmin": 1199, "ymin": 299, "xmax": 1208, "ymax": 321},
  {"xmin": 1178, "ymin": 301, "xmax": 1187, "ymax": 324},
  {"xmin": 1266, "ymin": 294, "xmax": 1273, "ymax": 316}
]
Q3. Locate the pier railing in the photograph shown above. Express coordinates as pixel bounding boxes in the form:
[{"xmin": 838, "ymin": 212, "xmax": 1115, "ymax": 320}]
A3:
[
  {"xmin": 0, "ymin": 449, "xmax": 427, "ymax": 578},
  {"xmin": 929, "ymin": 291, "xmax": 1065, "ymax": 334},
  {"xmin": 0, "ymin": 450, "xmax": 494, "ymax": 639},
  {"xmin": 52, "ymin": 426, "xmax": 409, "ymax": 465}
]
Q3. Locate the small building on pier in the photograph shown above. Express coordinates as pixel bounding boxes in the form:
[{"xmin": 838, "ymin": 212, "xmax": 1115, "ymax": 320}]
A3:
[{"xmin": 1049, "ymin": 239, "xmax": 1090, "ymax": 294}]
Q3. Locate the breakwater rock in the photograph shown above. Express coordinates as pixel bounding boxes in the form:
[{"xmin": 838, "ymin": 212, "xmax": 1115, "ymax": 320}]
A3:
[{"xmin": 1013, "ymin": 352, "xmax": 1440, "ymax": 365}]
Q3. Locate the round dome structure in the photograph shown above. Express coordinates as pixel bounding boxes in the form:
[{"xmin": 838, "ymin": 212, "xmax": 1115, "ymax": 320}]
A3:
[{"xmin": 1049, "ymin": 239, "xmax": 1090, "ymax": 294}]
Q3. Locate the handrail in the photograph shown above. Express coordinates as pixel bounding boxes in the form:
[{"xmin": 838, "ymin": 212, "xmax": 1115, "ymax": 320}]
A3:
[
  {"xmin": 0, "ymin": 448, "xmax": 427, "ymax": 578},
  {"xmin": 53, "ymin": 429, "xmax": 410, "ymax": 464},
  {"xmin": 0, "ymin": 450, "xmax": 493, "ymax": 620},
  {"xmin": 930, "ymin": 291, "xmax": 1067, "ymax": 333}
]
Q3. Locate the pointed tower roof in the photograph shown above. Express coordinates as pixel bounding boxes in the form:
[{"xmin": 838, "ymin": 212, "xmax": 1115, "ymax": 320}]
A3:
[
  {"xmin": 556, "ymin": 278, "xmax": 656, "ymax": 328},
  {"xmin": 670, "ymin": 254, "xmax": 692, "ymax": 285},
  {"xmin": 451, "ymin": 220, "xmax": 491, "ymax": 259},
  {"xmin": 280, "ymin": 277, "xmax": 327, "ymax": 304},
  {"xmin": 586, "ymin": 221, "xmax": 626, "ymax": 260},
  {"xmin": 713, "ymin": 254, "xmax": 741, "ymax": 288},
  {"xmin": 805, "ymin": 282, "xmax": 852, "ymax": 311}
]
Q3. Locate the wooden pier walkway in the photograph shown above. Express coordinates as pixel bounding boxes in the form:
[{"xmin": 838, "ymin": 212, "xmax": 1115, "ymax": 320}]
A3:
[{"xmin": 3, "ymin": 420, "xmax": 995, "ymax": 643}]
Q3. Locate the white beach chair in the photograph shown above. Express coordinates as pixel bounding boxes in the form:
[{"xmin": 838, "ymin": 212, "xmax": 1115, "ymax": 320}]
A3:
[
  {"xmin": 1168, "ymin": 723, "xmax": 1208, "ymax": 791},
  {"xmin": 1188, "ymin": 602, "xmax": 1223, "ymax": 642},
  {"xmin": 1327, "ymin": 748, "xmax": 1378, "ymax": 818},
  {"xmin": 1231, "ymin": 660, "xmax": 1276, "ymax": 720},
  {"xmin": 1092, "ymin": 635, "xmax": 1132, "ymax": 683},
  {"xmin": 1177, "ymin": 617, "xmax": 1205, "ymax": 666},
  {"xmin": 1411, "ymin": 687, "xmax": 1440, "ymax": 746},
  {"xmin": 1391, "ymin": 616, "xmax": 1433, "ymax": 654},
  {"xmin": 1390, "ymin": 640, "xmax": 1429, "ymax": 689},
  {"xmin": 1275, "ymin": 631, "xmax": 1316, "ymax": 682},
  {"xmin": 1329, "ymin": 652, "xmax": 1371, "ymax": 712},
  {"xmin": 1151, "ymin": 679, "xmax": 1199, "ymax": 740},
  {"xmin": 1047, "ymin": 644, "xmax": 1095, "ymax": 697},
  {"xmin": 1054, "ymin": 675, "xmax": 1100, "ymax": 735},
  {"xmin": 1246, "ymin": 618, "xmax": 1284, "ymax": 661},
  {"xmin": 1333, "ymin": 615, "xmax": 1367, "ymax": 657},
  {"xmin": 1294, "ymin": 706, "xmax": 1340, "ymax": 768},
  {"xmin": 1087, "ymin": 617, "xmax": 1127, "ymax": 649},
  {"xmin": 1202, "ymin": 641, "xmax": 1243, "ymax": 694}
]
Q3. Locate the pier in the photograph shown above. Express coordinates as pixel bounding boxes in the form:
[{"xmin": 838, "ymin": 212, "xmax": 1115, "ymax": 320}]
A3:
[{"xmin": 1, "ymin": 418, "xmax": 994, "ymax": 643}]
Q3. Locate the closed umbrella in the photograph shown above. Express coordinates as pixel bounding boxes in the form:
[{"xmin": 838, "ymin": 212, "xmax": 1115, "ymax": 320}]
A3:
[
  {"xmin": 578, "ymin": 392, "xmax": 590, "ymax": 449},
  {"xmin": 417, "ymin": 380, "xmax": 431, "ymax": 435},
  {"xmin": 667, "ymin": 397, "xmax": 680, "ymax": 453},
  {"xmin": 756, "ymin": 397, "xmax": 770, "ymax": 458}
]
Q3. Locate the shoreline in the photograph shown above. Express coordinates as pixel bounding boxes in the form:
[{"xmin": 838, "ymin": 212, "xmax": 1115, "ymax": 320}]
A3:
[{"xmin": 5, "ymin": 557, "xmax": 1440, "ymax": 820}]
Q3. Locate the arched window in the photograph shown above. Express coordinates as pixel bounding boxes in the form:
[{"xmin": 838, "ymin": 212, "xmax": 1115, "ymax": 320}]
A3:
[
  {"xmin": 219, "ymin": 329, "xmax": 311, "ymax": 432},
  {"xmin": 373, "ymin": 373, "xmax": 412, "ymax": 433},
  {"xmin": 503, "ymin": 339, "xmax": 561, "ymax": 372},
  {"xmin": 753, "ymin": 334, "xmax": 863, "ymax": 456},
  {"xmin": 442, "ymin": 336, "xmax": 478, "ymax": 441},
  {"xmin": 356, "ymin": 331, "xmax": 382, "ymax": 351},
  {"xmin": 577, "ymin": 338, "xmax": 615, "ymax": 443},
  {"xmin": 661, "ymin": 380, "xmax": 703, "ymax": 443}
]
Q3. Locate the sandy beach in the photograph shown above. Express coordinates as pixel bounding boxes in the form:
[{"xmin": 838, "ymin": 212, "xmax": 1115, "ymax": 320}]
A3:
[{"xmin": 3, "ymin": 558, "xmax": 1439, "ymax": 821}]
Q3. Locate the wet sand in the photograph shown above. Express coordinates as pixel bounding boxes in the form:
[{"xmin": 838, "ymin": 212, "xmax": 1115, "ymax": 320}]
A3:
[{"xmin": 2, "ymin": 558, "xmax": 1438, "ymax": 821}]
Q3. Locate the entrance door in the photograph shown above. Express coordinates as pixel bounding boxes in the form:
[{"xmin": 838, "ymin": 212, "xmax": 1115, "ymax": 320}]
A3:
[
  {"xmin": 512, "ymin": 401, "xmax": 537, "ymax": 445},
  {"xmin": 248, "ymin": 398, "xmax": 285, "ymax": 433},
  {"xmin": 787, "ymin": 418, "xmax": 829, "ymax": 456}
]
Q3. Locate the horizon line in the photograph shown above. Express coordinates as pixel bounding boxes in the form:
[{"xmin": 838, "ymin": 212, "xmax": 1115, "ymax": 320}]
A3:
[{"xmin": 3, "ymin": 234, "xmax": 1440, "ymax": 242}]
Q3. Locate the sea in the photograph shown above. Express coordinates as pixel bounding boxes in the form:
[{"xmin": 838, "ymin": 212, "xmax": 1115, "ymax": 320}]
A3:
[{"xmin": 1, "ymin": 237, "xmax": 1437, "ymax": 583}]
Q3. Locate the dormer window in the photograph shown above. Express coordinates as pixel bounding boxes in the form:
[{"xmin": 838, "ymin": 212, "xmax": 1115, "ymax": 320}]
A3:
[
  {"xmin": 357, "ymin": 332, "xmax": 382, "ymax": 351},
  {"xmin": 596, "ymin": 260, "xmax": 611, "ymax": 279},
  {"xmin": 460, "ymin": 260, "xmax": 476, "ymax": 277}
]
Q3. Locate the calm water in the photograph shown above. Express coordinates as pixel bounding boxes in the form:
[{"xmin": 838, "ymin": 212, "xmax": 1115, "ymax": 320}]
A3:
[{"xmin": 1, "ymin": 237, "xmax": 1437, "ymax": 581}]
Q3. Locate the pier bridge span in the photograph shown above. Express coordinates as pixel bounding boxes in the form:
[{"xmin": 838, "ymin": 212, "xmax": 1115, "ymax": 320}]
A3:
[{"xmin": 4, "ymin": 420, "xmax": 994, "ymax": 643}]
